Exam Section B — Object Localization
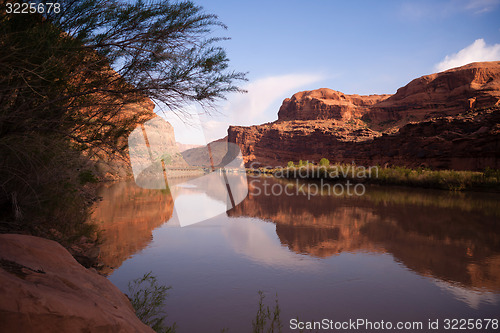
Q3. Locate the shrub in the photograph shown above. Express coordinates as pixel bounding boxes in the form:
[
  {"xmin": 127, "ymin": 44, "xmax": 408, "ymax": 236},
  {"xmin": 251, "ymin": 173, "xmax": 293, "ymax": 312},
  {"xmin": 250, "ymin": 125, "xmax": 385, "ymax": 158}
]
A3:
[
  {"xmin": 78, "ymin": 170, "xmax": 99, "ymax": 184},
  {"xmin": 319, "ymin": 158, "xmax": 330, "ymax": 167},
  {"xmin": 128, "ymin": 272, "xmax": 177, "ymax": 333},
  {"xmin": 252, "ymin": 291, "xmax": 282, "ymax": 333}
]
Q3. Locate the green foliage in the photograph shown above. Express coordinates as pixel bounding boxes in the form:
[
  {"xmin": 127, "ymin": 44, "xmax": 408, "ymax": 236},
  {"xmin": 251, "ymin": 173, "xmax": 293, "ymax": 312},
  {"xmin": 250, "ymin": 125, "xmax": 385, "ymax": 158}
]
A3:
[
  {"xmin": 45, "ymin": 0, "xmax": 247, "ymax": 113},
  {"xmin": 128, "ymin": 272, "xmax": 177, "ymax": 333},
  {"xmin": 484, "ymin": 167, "xmax": 500, "ymax": 181},
  {"xmin": 252, "ymin": 291, "xmax": 282, "ymax": 333},
  {"xmin": 370, "ymin": 166, "xmax": 500, "ymax": 191},
  {"xmin": 0, "ymin": 0, "xmax": 245, "ymax": 239},
  {"xmin": 0, "ymin": 133, "xmax": 92, "ymax": 239},
  {"xmin": 159, "ymin": 153, "xmax": 173, "ymax": 165},
  {"xmin": 1, "ymin": 0, "xmax": 246, "ymax": 154},
  {"xmin": 287, "ymin": 161, "xmax": 294, "ymax": 168},
  {"xmin": 78, "ymin": 170, "xmax": 99, "ymax": 184},
  {"xmin": 275, "ymin": 162, "xmax": 500, "ymax": 192}
]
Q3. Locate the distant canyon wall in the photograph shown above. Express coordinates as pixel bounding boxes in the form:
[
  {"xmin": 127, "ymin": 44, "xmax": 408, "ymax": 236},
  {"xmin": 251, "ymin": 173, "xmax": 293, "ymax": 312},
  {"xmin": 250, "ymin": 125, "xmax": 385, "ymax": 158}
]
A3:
[{"xmin": 228, "ymin": 61, "xmax": 500, "ymax": 170}]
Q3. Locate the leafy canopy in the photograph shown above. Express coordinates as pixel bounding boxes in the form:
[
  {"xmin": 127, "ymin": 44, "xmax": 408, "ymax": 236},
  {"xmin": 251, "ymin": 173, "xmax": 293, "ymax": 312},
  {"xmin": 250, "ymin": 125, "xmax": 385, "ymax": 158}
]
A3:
[
  {"xmin": 46, "ymin": 0, "xmax": 247, "ymax": 110},
  {"xmin": 1, "ymin": 0, "xmax": 246, "ymax": 150},
  {"xmin": 0, "ymin": 0, "xmax": 246, "ymax": 226}
]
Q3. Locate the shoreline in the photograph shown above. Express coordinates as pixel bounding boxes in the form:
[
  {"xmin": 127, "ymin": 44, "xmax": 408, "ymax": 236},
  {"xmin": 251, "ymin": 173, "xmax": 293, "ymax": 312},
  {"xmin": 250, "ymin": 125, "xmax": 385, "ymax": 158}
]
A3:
[{"xmin": 245, "ymin": 165, "xmax": 500, "ymax": 193}]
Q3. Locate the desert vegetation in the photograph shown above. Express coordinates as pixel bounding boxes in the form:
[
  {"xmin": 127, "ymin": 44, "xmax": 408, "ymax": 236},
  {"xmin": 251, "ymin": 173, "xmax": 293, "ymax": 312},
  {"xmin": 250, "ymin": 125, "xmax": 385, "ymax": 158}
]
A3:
[
  {"xmin": 128, "ymin": 272, "xmax": 177, "ymax": 333},
  {"xmin": 248, "ymin": 160, "xmax": 500, "ymax": 192},
  {"xmin": 0, "ymin": 0, "xmax": 245, "ymax": 246},
  {"xmin": 129, "ymin": 272, "xmax": 286, "ymax": 333}
]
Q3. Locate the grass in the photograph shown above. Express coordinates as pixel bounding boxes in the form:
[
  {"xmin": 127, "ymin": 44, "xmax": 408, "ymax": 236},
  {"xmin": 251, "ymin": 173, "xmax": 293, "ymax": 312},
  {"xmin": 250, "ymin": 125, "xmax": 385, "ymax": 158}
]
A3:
[
  {"xmin": 374, "ymin": 166, "xmax": 500, "ymax": 191},
  {"xmin": 127, "ymin": 275, "xmax": 321, "ymax": 333},
  {"xmin": 247, "ymin": 162, "xmax": 500, "ymax": 192},
  {"xmin": 127, "ymin": 273, "xmax": 289, "ymax": 333},
  {"xmin": 252, "ymin": 291, "xmax": 283, "ymax": 333},
  {"xmin": 128, "ymin": 272, "xmax": 177, "ymax": 333}
]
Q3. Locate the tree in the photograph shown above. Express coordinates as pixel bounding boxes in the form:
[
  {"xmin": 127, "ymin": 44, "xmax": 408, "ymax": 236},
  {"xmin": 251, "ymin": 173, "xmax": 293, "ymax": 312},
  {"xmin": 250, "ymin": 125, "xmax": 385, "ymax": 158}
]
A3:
[
  {"xmin": 0, "ymin": 0, "xmax": 246, "ymax": 234},
  {"xmin": 319, "ymin": 158, "xmax": 330, "ymax": 167},
  {"xmin": 1, "ymin": 0, "xmax": 246, "ymax": 151}
]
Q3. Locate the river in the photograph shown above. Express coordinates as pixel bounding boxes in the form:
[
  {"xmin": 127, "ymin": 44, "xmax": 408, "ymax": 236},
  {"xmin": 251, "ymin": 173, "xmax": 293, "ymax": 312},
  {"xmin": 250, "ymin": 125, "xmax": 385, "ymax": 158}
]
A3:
[{"xmin": 91, "ymin": 176, "xmax": 500, "ymax": 332}]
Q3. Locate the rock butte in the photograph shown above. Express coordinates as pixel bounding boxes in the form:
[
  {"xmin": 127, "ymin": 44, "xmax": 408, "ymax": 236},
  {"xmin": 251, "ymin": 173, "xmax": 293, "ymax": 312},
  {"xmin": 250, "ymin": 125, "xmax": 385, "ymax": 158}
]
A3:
[{"xmin": 228, "ymin": 61, "xmax": 500, "ymax": 170}]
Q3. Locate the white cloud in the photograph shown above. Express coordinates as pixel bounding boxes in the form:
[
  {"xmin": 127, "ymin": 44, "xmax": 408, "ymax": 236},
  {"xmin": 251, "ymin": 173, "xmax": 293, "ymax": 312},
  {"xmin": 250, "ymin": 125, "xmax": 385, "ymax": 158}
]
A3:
[
  {"xmin": 433, "ymin": 279, "xmax": 499, "ymax": 309},
  {"xmin": 223, "ymin": 219, "xmax": 320, "ymax": 270},
  {"xmin": 159, "ymin": 106, "xmax": 207, "ymax": 145},
  {"xmin": 434, "ymin": 39, "xmax": 500, "ymax": 72},
  {"xmin": 224, "ymin": 73, "xmax": 324, "ymax": 124},
  {"xmin": 157, "ymin": 73, "xmax": 324, "ymax": 144},
  {"xmin": 466, "ymin": 0, "xmax": 500, "ymax": 13},
  {"xmin": 399, "ymin": 0, "xmax": 499, "ymax": 20},
  {"xmin": 201, "ymin": 119, "xmax": 232, "ymax": 142},
  {"xmin": 198, "ymin": 73, "xmax": 325, "ymax": 142}
]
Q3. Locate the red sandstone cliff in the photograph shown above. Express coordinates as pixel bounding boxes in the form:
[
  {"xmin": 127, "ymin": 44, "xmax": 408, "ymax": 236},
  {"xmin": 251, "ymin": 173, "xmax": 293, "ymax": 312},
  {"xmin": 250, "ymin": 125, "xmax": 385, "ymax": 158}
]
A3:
[
  {"xmin": 366, "ymin": 61, "xmax": 500, "ymax": 129},
  {"xmin": 277, "ymin": 88, "xmax": 390, "ymax": 121},
  {"xmin": 228, "ymin": 61, "xmax": 500, "ymax": 170}
]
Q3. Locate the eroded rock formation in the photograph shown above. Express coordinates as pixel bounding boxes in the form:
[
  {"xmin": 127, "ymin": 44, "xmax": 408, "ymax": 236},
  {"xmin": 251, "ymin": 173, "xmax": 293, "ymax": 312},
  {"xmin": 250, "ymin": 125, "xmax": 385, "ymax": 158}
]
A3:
[
  {"xmin": 278, "ymin": 88, "xmax": 390, "ymax": 121},
  {"xmin": 228, "ymin": 62, "xmax": 500, "ymax": 170}
]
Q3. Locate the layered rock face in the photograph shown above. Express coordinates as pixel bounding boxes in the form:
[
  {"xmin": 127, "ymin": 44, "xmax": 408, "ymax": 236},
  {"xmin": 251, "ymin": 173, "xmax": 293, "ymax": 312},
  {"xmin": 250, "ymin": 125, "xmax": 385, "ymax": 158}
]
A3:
[
  {"xmin": 366, "ymin": 61, "xmax": 500, "ymax": 128},
  {"xmin": 89, "ymin": 98, "xmax": 157, "ymax": 181},
  {"xmin": 93, "ymin": 111, "xmax": 188, "ymax": 181},
  {"xmin": 230, "ymin": 109, "xmax": 500, "ymax": 170},
  {"xmin": 278, "ymin": 88, "xmax": 390, "ymax": 121},
  {"xmin": 228, "ymin": 62, "xmax": 500, "ymax": 170},
  {"xmin": 0, "ymin": 234, "xmax": 153, "ymax": 332}
]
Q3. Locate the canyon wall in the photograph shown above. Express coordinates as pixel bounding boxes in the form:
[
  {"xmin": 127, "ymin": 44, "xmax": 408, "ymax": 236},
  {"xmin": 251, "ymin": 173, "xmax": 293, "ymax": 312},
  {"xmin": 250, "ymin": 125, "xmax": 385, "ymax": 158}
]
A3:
[
  {"xmin": 277, "ymin": 88, "xmax": 391, "ymax": 121},
  {"xmin": 228, "ymin": 61, "xmax": 500, "ymax": 170}
]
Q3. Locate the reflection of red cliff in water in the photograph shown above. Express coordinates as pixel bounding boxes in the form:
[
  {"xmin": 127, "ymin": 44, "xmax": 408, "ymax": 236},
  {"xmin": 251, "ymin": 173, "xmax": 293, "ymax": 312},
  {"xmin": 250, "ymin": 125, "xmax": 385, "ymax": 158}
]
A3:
[
  {"xmin": 228, "ymin": 178, "xmax": 500, "ymax": 291},
  {"xmin": 91, "ymin": 182, "xmax": 173, "ymax": 275}
]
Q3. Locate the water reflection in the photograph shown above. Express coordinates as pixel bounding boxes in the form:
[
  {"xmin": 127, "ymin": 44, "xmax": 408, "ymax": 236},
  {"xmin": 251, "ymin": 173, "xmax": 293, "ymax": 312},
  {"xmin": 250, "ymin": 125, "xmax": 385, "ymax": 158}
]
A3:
[
  {"xmin": 227, "ymin": 177, "xmax": 500, "ymax": 293},
  {"xmin": 91, "ymin": 182, "xmax": 173, "ymax": 275},
  {"xmin": 93, "ymin": 176, "xmax": 500, "ymax": 327},
  {"xmin": 169, "ymin": 173, "xmax": 248, "ymax": 227},
  {"xmin": 94, "ymin": 177, "xmax": 500, "ymax": 294},
  {"xmin": 222, "ymin": 220, "xmax": 321, "ymax": 270}
]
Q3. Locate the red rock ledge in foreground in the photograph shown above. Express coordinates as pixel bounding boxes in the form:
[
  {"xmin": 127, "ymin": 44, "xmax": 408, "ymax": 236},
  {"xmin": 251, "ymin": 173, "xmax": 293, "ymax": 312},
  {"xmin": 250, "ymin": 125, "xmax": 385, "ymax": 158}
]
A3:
[{"xmin": 0, "ymin": 234, "xmax": 153, "ymax": 333}]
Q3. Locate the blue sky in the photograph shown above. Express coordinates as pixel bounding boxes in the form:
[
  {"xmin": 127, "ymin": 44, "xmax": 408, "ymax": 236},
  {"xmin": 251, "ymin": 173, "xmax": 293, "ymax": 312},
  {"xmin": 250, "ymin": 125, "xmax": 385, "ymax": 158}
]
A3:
[{"xmin": 160, "ymin": 0, "xmax": 500, "ymax": 144}]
